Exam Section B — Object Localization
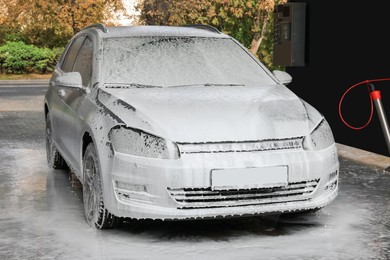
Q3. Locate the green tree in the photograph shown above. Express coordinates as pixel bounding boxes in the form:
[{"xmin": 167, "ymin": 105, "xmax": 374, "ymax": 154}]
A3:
[
  {"xmin": 0, "ymin": 0, "xmax": 125, "ymax": 48},
  {"xmin": 137, "ymin": 0, "xmax": 286, "ymax": 69}
]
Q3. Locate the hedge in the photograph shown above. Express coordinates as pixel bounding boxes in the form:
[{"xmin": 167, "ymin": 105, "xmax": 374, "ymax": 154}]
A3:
[{"xmin": 0, "ymin": 41, "xmax": 63, "ymax": 74}]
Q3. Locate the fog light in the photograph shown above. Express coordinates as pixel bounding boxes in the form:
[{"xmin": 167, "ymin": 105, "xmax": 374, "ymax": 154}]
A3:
[
  {"xmin": 328, "ymin": 170, "xmax": 338, "ymax": 181},
  {"xmin": 114, "ymin": 181, "xmax": 152, "ymax": 204},
  {"xmin": 116, "ymin": 181, "xmax": 147, "ymax": 193},
  {"xmin": 325, "ymin": 180, "xmax": 338, "ymax": 191}
]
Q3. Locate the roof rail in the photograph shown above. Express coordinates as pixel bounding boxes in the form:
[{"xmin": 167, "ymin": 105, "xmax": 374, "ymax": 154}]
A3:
[
  {"xmin": 181, "ymin": 24, "xmax": 220, "ymax": 34},
  {"xmin": 82, "ymin": 23, "xmax": 108, "ymax": 33}
]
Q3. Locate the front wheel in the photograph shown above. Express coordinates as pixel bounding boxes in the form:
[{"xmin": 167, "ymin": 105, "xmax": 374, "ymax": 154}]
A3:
[{"xmin": 83, "ymin": 143, "xmax": 120, "ymax": 229}]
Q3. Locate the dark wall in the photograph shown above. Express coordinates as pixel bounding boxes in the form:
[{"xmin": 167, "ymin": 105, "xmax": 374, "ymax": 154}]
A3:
[{"xmin": 286, "ymin": 0, "xmax": 390, "ymax": 156}]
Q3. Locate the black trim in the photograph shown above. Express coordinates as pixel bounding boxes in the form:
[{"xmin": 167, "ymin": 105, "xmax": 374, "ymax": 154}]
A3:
[
  {"xmin": 82, "ymin": 23, "xmax": 108, "ymax": 33},
  {"xmin": 181, "ymin": 24, "xmax": 220, "ymax": 34}
]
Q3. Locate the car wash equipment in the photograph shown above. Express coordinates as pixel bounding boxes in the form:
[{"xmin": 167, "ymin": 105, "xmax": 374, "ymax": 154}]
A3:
[
  {"xmin": 368, "ymin": 83, "xmax": 390, "ymax": 154},
  {"xmin": 339, "ymin": 78, "xmax": 390, "ymax": 156}
]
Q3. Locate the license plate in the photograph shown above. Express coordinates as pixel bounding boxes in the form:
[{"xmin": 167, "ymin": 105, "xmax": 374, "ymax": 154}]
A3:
[{"xmin": 211, "ymin": 166, "xmax": 288, "ymax": 190}]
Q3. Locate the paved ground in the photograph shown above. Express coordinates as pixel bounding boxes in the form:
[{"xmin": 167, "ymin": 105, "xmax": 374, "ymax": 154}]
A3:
[
  {"xmin": 1, "ymin": 83, "xmax": 390, "ymax": 259},
  {"xmin": 0, "ymin": 79, "xmax": 49, "ymax": 86}
]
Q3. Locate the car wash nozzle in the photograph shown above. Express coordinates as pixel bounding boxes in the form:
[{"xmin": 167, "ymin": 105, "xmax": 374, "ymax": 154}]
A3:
[{"xmin": 368, "ymin": 83, "xmax": 390, "ymax": 155}]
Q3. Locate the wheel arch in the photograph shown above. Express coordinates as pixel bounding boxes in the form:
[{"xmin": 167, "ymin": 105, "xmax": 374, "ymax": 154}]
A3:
[
  {"xmin": 82, "ymin": 131, "xmax": 94, "ymax": 158},
  {"xmin": 44, "ymin": 103, "xmax": 49, "ymax": 117}
]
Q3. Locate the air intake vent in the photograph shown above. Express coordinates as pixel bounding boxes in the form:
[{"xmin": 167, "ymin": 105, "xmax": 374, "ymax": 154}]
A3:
[{"xmin": 167, "ymin": 179, "xmax": 319, "ymax": 209}]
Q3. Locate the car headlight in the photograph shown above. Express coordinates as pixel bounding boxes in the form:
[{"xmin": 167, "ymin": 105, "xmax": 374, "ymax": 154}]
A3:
[
  {"xmin": 109, "ymin": 126, "xmax": 180, "ymax": 159},
  {"xmin": 303, "ymin": 118, "xmax": 335, "ymax": 150}
]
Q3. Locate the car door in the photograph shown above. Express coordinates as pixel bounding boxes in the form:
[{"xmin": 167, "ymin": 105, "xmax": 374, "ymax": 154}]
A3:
[
  {"xmin": 67, "ymin": 36, "xmax": 94, "ymax": 171},
  {"xmin": 50, "ymin": 35, "xmax": 85, "ymax": 166},
  {"xmin": 51, "ymin": 35, "xmax": 93, "ymax": 171}
]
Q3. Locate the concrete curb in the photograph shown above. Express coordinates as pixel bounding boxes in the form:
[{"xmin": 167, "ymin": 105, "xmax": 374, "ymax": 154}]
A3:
[
  {"xmin": 0, "ymin": 79, "xmax": 50, "ymax": 86},
  {"xmin": 337, "ymin": 143, "xmax": 390, "ymax": 172}
]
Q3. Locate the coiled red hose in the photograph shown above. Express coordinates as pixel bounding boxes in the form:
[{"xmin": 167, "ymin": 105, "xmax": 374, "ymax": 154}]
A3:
[{"xmin": 338, "ymin": 78, "xmax": 390, "ymax": 130}]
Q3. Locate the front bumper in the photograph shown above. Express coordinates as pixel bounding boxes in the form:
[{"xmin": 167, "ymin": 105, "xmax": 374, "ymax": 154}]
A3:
[{"xmin": 104, "ymin": 144, "xmax": 339, "ymax": 220}]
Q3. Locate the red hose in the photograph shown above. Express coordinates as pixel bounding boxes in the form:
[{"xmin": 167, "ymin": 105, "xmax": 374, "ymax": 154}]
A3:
[{"xmin": 338, "ymin": 78, "xmax": 390, "ymax": 130}]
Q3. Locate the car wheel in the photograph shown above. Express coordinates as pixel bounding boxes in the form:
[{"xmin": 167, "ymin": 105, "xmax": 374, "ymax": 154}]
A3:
[
  {"xmin": 45, "ymin": 113, "xmax": 66, "ymax": 169},
  {"xmin": 83, "ymin": 143, "xmax": 120, "ymax": 229}
]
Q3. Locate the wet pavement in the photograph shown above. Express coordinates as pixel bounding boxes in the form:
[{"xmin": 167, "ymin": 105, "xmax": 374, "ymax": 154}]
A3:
[{"xmin": 0, "ymin": 84, "xmax": 390, "ymax": 259}]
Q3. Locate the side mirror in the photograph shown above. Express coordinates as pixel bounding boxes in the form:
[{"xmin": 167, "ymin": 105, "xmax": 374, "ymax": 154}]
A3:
[
  {"xmin": 272, "ymin": 70, "xmax": 292, "ymax": 85},
  {"xmin": 55, "ymin": 72, "xmax": 83, "ymax": 89}
]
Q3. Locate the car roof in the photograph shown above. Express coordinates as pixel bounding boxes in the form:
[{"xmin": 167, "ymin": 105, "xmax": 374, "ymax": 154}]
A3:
[{"xmin": 81, "ymin": 24, "xmax": 231, "ymax": 39}]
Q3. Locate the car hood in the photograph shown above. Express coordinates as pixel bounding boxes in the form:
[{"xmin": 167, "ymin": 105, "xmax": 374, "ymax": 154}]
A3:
[{"xmin": 100, "ymin": 84, "xmax": 322, "ymax": 143}]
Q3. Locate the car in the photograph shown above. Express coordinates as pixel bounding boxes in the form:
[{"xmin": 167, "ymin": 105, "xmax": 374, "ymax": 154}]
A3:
[{"xmin": 44, "ymin": 23, "xmax": 339, "ymax": 229}]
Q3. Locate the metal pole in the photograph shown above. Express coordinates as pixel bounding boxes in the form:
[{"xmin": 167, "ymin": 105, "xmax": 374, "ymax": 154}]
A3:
[{"xmin": 369, "ymin": 83, "xmax": 390, "ymax": 155}]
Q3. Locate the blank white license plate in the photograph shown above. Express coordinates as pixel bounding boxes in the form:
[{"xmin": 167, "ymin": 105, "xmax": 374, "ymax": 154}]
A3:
[{"xmin": 211, "ymin": 166, "xmax": 288, "ymax": 190}]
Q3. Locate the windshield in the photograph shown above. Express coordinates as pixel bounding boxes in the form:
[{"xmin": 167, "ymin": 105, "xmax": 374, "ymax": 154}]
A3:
[{"xmin": 102, "ymin": 37, "xmax": 275, "ymax": 87}]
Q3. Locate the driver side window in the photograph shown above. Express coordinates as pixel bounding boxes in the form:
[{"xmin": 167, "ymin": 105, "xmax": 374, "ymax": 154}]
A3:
[
  {"xmin": 61, "ymin": 36, "xmax": 85, "ymax": 73},
  {"xmin": 73, "ymin": 37, "xmax": 93, "ymax": 87}
]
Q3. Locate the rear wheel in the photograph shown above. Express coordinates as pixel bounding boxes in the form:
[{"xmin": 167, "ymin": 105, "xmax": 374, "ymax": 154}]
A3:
[
  {"xmin": 83, "ymin": 143, "xmax": 120, "ymax": 229},
  {"xmin": 45, "ymin": 113, "xmax": 66, "ymax": 169}
]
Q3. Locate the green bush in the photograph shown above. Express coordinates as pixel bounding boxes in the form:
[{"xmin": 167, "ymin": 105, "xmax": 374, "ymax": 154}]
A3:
[{"xmin": 0, "ymin": 41, "xmax": 63, "ymax": 74}]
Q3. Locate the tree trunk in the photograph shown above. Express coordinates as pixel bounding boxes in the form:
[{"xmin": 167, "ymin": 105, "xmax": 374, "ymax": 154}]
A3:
[
  {"xmin": 249, "ymin": 17, "xmax": 268, "ymax": 56},
  {"xmin": 71, "ymin": 0, "xmax": 76, "ymax": 35}
]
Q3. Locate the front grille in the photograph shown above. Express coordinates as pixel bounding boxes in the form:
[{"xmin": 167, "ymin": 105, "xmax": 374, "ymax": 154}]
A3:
[
  {"xmin": 177, "ymin": 137, "xmax": 303, "ymax": 154},
  {"xmin": 167, "ymin": 179, "xmax": 320, "ymax": 209}
]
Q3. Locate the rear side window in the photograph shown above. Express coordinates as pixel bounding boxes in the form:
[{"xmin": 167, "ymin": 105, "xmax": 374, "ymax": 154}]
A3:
[
  {"xmin": 73, "ymin": 37, "xmax": 93, "ymax": 87},
  {"xmin": 61, "ymin": 36, "xmax": 85, "ymax": 72}
]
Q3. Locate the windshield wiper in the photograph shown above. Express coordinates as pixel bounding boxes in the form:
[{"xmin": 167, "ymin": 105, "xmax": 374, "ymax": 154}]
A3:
[
  {"xmin": 204, "ymin": 83, "xmax": 245, "ymax": 87},
  {"xmin": 105, "ymin": 83, "xmax": 245, "ymax": 89},
  {"xmin": 105, "ymin": 83, "xmax": 163, "ymax": 89},
  {"xmin": 168, "ymin": 83, "xmax": 245, "ymax": 88}
]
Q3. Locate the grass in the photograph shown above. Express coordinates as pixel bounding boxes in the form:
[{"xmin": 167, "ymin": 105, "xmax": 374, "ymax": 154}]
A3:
[{"xmin": 0, "ymin": 73, "xmax": 52, "ymax": 80}]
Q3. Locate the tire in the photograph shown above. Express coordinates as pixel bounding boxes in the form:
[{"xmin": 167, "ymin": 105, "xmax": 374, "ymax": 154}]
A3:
[
  {"xmin": 82, "ymin": 143, "xmax": 120, "ymax": 229},
  {"xmin": 45, "ymin": 113, "xmax": 66, "ymax": 169}
]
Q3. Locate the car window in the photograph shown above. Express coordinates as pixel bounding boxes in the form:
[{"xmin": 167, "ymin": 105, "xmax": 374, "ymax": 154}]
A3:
[
  {"xmin": 61, "ymin": 36, "xmax": 85, "ymax": 73},
  {"xmin": 102, "ymin": 37, "xmax": 275, "ymax": 87},
  {"xmin": 56, "ymin": 41, "xmax": 72, "ymax": 68},
  {"xmin": 73, "ymin": 36, "xmax": 93, "ymax": 87}
]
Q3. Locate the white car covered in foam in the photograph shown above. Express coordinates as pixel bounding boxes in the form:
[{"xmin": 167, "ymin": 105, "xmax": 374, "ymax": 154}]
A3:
[{"xmin": 44, "ymin": 24, "xmax": 339, "ymax": 229}]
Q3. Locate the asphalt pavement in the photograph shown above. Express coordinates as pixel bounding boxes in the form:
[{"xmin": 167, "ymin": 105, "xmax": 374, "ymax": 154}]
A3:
[
  {"xmin": 0, "ymin": 83, "xmax": 390, "ymax": 259},
  {"xmin": 0, "ymin": 79, "xmax": 49, "ymax": 86}
]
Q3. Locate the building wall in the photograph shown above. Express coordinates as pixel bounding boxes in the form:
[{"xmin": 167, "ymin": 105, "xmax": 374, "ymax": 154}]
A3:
[{"xmin": 286, "ymin": 0, "xmax": 390, "ymax": 156}]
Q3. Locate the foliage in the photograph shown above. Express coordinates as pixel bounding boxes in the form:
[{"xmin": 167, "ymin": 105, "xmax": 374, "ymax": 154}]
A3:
[
  {"xmin": 136, "ymin": 0, "xmax": 287, "ymax": 70},
  {"xmin": 0, "ymin": 0, "xmax": 128, "ymax": 75},
  {"xmin": 0, "ymin": 41, "xmax": 63, "ymax": 74},
  {"xmin": 0, "ymin": 0, "xmax": 289, "ymax": 74},
  {"xmin": 0, "ymin": 0, "xmax": 125, "ymax": 48}
]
